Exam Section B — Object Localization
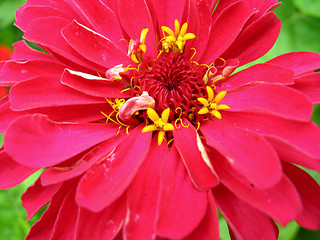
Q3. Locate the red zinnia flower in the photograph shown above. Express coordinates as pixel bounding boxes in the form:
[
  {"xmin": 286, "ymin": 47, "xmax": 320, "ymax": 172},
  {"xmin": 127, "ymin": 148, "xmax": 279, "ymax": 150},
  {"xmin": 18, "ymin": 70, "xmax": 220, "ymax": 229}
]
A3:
[{"xmin": 1, "ymin": 0, "xmax": 320, "ymax": 239}]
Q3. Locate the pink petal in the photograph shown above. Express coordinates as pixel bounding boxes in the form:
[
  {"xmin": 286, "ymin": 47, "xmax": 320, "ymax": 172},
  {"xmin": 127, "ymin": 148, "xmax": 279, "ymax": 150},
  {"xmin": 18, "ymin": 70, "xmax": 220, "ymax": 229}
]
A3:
[
  {"xmin": 124, "ymin": 138, "xmax": 166, "ymax": 239},
  {"xmin": 267, "ymin": 137, "xmax": 320, "ymax": 172},
  {"xmin": 156, "ymin": 146, "xmax": 208, "ymax": 239},
  {"xmin": 50, "ymin": 188, "xmax": 78, "ymax": 240},
  {"xmin": 186, "ymin": 0, "xmax": 212, "ymax": 60},
  {"xmin": 153, "ymin": 0, "xmax": 187, "ymax": 30},
  {"xmin": 211, "ymin": 149, "xmax": 302, "ymax": 226},
  {"xmin": 76, "ymin": 125, "xmax": 152, "ymax": 211},
  {"xmin": 24, "ymin": 17, "xmax": 105, "ymax": 72},
  {"xmin": 61, "ymin": 69, "xmax": 130, "ymax": 98},
  {"xmin": 72, "ymin": 0, "xmax": 124, "ymax": 45},
  {"xmin": 173, "ymin": 118, "xmax": 219, "ymax": 190},
  {"xmin": 292, "ymin": 72, "xmax": 320, "ymax": 104},
  {"xmin": 0, "ymin": 148, "xmax": 37, "ymax": 189},
  {"xmin": 26, "ymin": 188, "xmax": 65, "ymax": 240},
  {"xmin": 75, "ymin": 196, "xmax": 126, "ymax": 240},
  {"xmin": 222, "ymin": 12, "xmax": 281, "ymax": 66},
  {"xmin": 15, "ymin": 5, "xmax": 72, "ymax": 32},
  {"xmin": 267, "ymin": 51, "xmax": 320, "ymax": 76},
  {"xmin": 283, "ymin": 163, "xmax": 320, "ymax": 230},
  {"xmin": 201, "ymin": 120, "xmax": 282, "ymax": 188},
  {"xmin": 12, "ymin": 41, "xmax": 54, "ymax": 61},
  {"xmin": 9, "ymin": 74, "xmax": 105, "ymax": 111},
  {"xmin": 0, "ymin": 98, "xmax": 111, "ymax": 132},
  {"xmin": 222, "ymin": 111, "xmax": 320, "ymax": 160},
  {"xmin": 41, "ymin": 133, "xmax": 126, "ymax": 185},
  {"xmin": 218, "ymin": 63, "xmax": 294, "ymax": 91},
  {"xmin": 200, "ymin": 1, "xmax": 252, "ymax": 64},
  {"xmin": 213, "ymin": 185, "xmax": 279, "ymax": 240},
  {"xmin": 62, "ymin": 20, "xmax": 130, "ymax": 68},
  {"xmin": 118, "ymin": 0, "xmax": 157, "ymax": 56},
  {"xmin": 5, "ymin": 114, "xmax": 118, "ymax": 167},
  {"xmin": 0, "ymin": 60, "xmax": 65, "ymax": 86},
  {"xmin": 223, "ymin": 84, "xmax": 313, "ymax": 122},
  {"xmin": 21, "ymin": 178, "xmax": 61, "ymax": 221},
  {"xmin": 183, "ymin": 191, "xmax": 219, "ymax": 240}
]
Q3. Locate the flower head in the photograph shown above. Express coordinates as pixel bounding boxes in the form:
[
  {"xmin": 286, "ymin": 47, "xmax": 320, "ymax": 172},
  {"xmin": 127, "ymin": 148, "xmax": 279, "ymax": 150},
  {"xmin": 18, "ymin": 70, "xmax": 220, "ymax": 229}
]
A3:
[{"xmin": 1, "ymin": 0, "xmax": 320, "ymax": 239}]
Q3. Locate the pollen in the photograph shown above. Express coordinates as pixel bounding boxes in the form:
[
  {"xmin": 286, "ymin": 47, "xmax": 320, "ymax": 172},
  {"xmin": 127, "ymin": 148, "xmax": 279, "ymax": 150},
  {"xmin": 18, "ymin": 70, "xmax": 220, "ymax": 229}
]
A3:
[
  {"xmin": 142, "ymin": 108, "xmax": 175, "ymax": 145},
  {"xmin": 161, "ymin": 19, "xmax": 195, "ymax": 54},
  {"xmin": 197, "ymin": 86, "xmax": 230, "ymax": 119}
]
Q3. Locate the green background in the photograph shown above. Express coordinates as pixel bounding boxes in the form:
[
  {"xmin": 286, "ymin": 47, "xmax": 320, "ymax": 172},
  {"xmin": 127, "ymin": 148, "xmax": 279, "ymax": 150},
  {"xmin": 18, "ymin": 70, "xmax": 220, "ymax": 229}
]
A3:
[{"xmin": 0, "ymin": 0, "xmax": 320, "ymax": 239}]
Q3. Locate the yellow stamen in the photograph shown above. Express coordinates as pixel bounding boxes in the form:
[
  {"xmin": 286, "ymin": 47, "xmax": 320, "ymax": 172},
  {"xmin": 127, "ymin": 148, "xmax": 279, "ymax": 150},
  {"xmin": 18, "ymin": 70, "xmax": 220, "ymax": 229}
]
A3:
[
  {"xmin": 161, "ymin": 19, "xmax": 196, "ymax": 54},
  {"xmin": 198, "ymin": 86, "xmax": 230, "ymax": 119},
  {"xmin": 142, "ymin": 108, "xmax": 175, "ymax": 145},
  {"xmin": 128, "ymin": 28, "xmax": 149, "ymax": 63}
]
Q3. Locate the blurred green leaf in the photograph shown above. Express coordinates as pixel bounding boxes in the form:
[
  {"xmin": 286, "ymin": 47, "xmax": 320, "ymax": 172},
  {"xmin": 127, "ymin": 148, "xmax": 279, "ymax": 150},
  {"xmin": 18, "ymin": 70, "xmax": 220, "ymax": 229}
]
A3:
[
  {"xmin": 0, "ymin": 0, "xmax": 26, "ymax": 29},
  {"xmin": 278, "ymin": 221, "xmax": 300, "ymax": 240},
  {"xmin": 293, "ymin": 0, "xmax": 320, "ymax": 18},
  {"xmin": 0, "ymin": 134, "xmax": 3, "ymax": 147}
]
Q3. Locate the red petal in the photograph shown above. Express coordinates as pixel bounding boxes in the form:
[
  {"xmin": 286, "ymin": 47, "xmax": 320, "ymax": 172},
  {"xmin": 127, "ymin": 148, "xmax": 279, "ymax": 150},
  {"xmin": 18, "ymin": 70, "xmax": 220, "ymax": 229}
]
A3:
[
  {"xmin": 119, "ymin": 0, "xmax": 157, "ymax": 56},
  {"xmin": 173, "ymin": 118, "xmax": 219, "ymax": 190},
  {"xmin": 24, "ymin": 17, "xmax": 105, "ymax": 72},
  {"xmin": 62, "ymin": 20, "xmax": 130, "ymax": 68},
  {"xmin": 201, "ymin": 120, "xmax": 282, "ymax": 188},
  {"xmin": 75, "ymin": 195, "xmax": 126, "ymax": 240},
  {"xmin": 76, "ymin": 125, "xmax": 152, "ymax": 211},
  {"xmin": 283, "ymin": 163, "xmax": 320, "ymax": 230},
  {"xmin": 222, "ymin": 111, "xmax": 320, "ymax": 160},
  {"xmin": 25, "ymin": 187, "xmax": 65, "ymax": 240},
  {"xmin": 0, "ymin": 59, "xmax": 65, "ymax": 86},
  {"xmin": 213, "ymin": 185, "xmax": 279, "ymax": 240},
  {"xmin": 50, "ymin": 188, "xmax": 78, "ymax": 240},
  {"xmin": 292, "ymin": 72, "xmax": 320, "ymax": 104},
  {"xmin": 200, "ymin": 1, "xmax": 252, "ymax": 64},
  {"xmin": 186, "ymin": 0, "xmax": 212, "ymax": 60},
  {"xmin": 211, "ymin": 149, "xmax": 302, "ymax": 226},
  {"xmin": 0, "ymin": 148, "xmax": 37, "ymax": 189},
  {"xmin": 22, "ymin": 178, "xmax": 61, "ymax": 221},
  {"xmin": 9, "ymin": 74, "xmax": 105, "ymax": 111},
  {"xmin": 267, "ymin": 51, "xmax": 320, "ymax": 76},
  {"xmin": 222, "ymin": 12, "xmax": 281, "ymax": 66},
  {"xmin": 12, "ymin": 41, "xmax": 55, "ymax": 61},
  {"xmin": 218, "ymin": 63, "xmax": 294, "ymax": 91},
  {"xmin": 183, "ymin": 191, "xmax": 219, "ymax": 240},
  {"xmin": 156, "ymin": 146, "xmax": 208, "ymax": 239},
  {"xmin": 72, "ymin": 0, "xmax": 124, "ymax": 45},
  {"xmin": 124, "ymin": 138, "xmax": 166, "ymax": 239},
  {"xmin": 153, "ymin": 0, "xmax": 187, "ymax": 30},
  {"xmin": 61, "ymin": 69, "xmax": 130, "ymax": 98},
  {"xmin": 223, "ymin": 84, "xmax": 313, "ymax": 122},
  {"xmin": 15, "ymin": 5, "xmax": 72, "ymax": 32},
  {"xmin": 40, "ymin": 133, "xmax": 126, "ymax": 185},
  {"xmin": 5, "ymin": 114, "xmax": 118, "ymax": 167}
]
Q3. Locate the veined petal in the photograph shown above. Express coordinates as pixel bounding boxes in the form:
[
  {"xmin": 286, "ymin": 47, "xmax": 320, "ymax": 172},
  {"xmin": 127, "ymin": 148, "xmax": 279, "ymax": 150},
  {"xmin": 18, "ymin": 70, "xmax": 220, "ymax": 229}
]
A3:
[
  {"xmin": 157, "ymin": 146, "xmax": 208, "ymax": 239},
  {"xmin": 213, "ymin": 185, "xmax": 279, "ymax": 240},
  {"xmin": 124, "ymin": 138, "xmax": 166, "ymax": 239},
  {"xmin": 5, "ymin": 114, "xmax": 118, "ymax": 167},
  {"xmin": 173, "ymin": 118, "xmax": 219, "ymax": 190},
  {"xmin": 76, "ymin": 125, "xmax": 152, "ymax": 211},
  {"xmin": 62, "ymin": 20, "xmax": 130, "ymax": 68},
  {"xmin": 201, "ymin": 120, "xmax": 282, "ymax": 188}
]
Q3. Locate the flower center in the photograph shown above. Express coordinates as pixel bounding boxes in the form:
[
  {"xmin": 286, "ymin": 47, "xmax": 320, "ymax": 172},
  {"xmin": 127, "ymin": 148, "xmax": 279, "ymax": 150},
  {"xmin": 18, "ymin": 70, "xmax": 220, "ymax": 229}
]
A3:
[{"xmin": 130, "ymin": 52, "xmax": 207, "ymax": 121}]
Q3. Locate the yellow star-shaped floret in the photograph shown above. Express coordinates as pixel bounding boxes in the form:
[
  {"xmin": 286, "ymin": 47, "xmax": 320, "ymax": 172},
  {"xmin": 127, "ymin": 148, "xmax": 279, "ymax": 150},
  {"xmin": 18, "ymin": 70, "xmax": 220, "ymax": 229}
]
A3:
[
  {"xmin": 198, "ymin": 86, "xmax": 230, "ymax": 119},
  {"xmin": 161, "ymin": 19, "xmax": 196, "ymax": 54},
  {"xmin": 142, "ymin": 108, "xmax": 175, "ymax": 145}
]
